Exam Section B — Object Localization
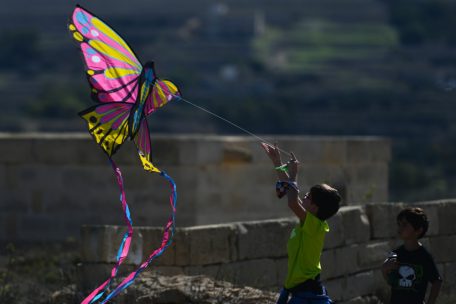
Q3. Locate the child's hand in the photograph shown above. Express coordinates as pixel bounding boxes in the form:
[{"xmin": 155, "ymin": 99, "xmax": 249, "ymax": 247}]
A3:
[
  {"xmin": 382, "ymin": 257, "xmax": 399, "ymax": 274},
  {"xmin": 287, "ymin": 152, "xmax": 299, "ymax": 181},
  {"xmin": 261, "ymin": 142, "xmax": 282, "ymax": 167}
]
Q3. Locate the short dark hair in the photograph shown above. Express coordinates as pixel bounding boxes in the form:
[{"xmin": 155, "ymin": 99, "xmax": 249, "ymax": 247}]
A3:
[
  {"xmin": 397, "ymin": 207, "xmax": 429, "ymax": 239},
  {"xmin": 310, "ymin": 184, "xmax": 341, "ymax": 220}
]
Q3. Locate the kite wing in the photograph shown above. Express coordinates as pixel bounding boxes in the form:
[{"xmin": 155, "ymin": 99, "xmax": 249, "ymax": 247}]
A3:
[
  {"xmin": 144, "ymin": 79, "xmax": 181, "ymax": 115},
  {"xmin": 79, "ymin": 103, "xmax": 132, "ymax": 157},
  {"xmin": 69, "ymin": 5, "xmax": 142, "ymax": 104}
]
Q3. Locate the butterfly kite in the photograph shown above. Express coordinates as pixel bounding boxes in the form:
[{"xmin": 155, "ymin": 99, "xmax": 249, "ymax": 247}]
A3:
[{"xmin": 68, "ymin": 5, "xmax": 181, "ymax": 303}]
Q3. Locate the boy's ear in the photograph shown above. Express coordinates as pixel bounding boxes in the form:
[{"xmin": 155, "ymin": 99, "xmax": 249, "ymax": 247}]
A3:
[{"xmin": 310, "ymin": 200, "xmax": 319, "ymax": 211}]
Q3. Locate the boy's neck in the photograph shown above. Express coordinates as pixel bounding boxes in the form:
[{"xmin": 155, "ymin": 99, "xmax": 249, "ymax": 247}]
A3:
[{"xmin": 403, "ymin": 239, "xmax": 421, "ymax": 251}]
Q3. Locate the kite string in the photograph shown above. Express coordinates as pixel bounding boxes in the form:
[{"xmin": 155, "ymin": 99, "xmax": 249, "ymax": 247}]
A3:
[{"xmin": 176, "ymin": 96, "xmax": 292, "ymax": 157}]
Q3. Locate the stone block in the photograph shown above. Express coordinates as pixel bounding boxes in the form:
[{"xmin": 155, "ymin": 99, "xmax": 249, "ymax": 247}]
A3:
[
  {"xmin": 5, "ymin": 164, "xmax": 62, "ymax": 192},
  {"xmin": 414, "ymin": 201, "xmax": 441, "ymax": 236},
  {"xmin": 435, "ymin": 200, "xmax": 456, "ymax": 235},
  {"xmin": 341, "ymin": 206, "xmax": 370, "ymax": 244},
  {"xmin": 173, "ymin": 229, "xmax": 192, "ymax": 266},
  {"xmin": 320, "ymin": 140, "xmax": 348, "ymax": 164},
  {"xmin": 291, "ymin": 137, "xmax": 347, "ymax": 164},
  {"xmin": 236, "ymin": 138, "xmax": 272, "ymax": 165},
  {"xmin": 183, "ymin": 264, "xmax": 221, "ymax": 279},
  {"xmin": 357, "ymin": 241, "xmax": 391, "ymax": 270},
  {"xmin": 375, "ymin": 271, "xmax": 392, "ymax": 304},
  {"xmin": 345, "ymin": 164, "xmax": 389, "ymax": 203},
  {"xmin": 139, "ymin": 136, "xmax": 181, "ymax": 165},
  {"xmin": 321, "ymin": 245, "xmax": 359, "ymax": 280},
  {"xmin": 351, "ymin": 164, "xmax": 389, "ymax": 186},
  {"xmin": 275, "ymin": 258, "xmax": 288, "ymax": 287},
  {"xmin": 195, "ymin": 165, "xmax": 279, "ymax": 220},
  {"xmin": 60, "ymin": 166, "xmax": 113, "ymax": 190},
  {"xmin": 346, "ymin": 138, "xmax": 391, "ymax": 163},
  {"xmin": 33, "ymin": 136, "xmax": 100, "ymax": 165},
  {"xmin": 326, "ymin": 270, "xmax": 387, "ymax": 302},
  {"xmin": 222, "ymin": 144, "xmax": 254, "ymax": 164},
  {"xmin": 344, "ymin": 271, "xmax": 377, "ymax": 300},
  {"xmin": 147, "ymin": 266, "xmax": 185, "ymax": 277},
  {"xmin": 442, "ymin": 262, "xmax": 456, "ymax": 294},
  {"xmin": 314, "ymin": 268, "xmax": 377, "ymax": 302},
  {"xmin": 324, "ymin": 277, "xmax": 346, "ymax": 301},
  {"xmin": 365, "ymin": 203, "xmax": 404, "ymax": 239},
  {"xmin": 267, "ymin": 139, "xmax": 348, "ymax": 165},
  {"xmin": 429, "ymin": 235, "xmax": 456, "ymax": 263},
  {"xmin": 0, "ymin": 164, "xmax": 6, "ymax": 189},
  {"xmin": 373, "ymin": 268, "xmax": 389, "ymax": 291},
  {"xmin": 320, "ymin": 250, "xmax": 336, "ymax": 281},
  {"xmin": 437, "ymin": 293, "xmax": 456, "ymax": 304},
  {"xmin": 317, "ymin": 138, "xmax": 348, "ymax": 165},
  {"xmin": 0, "ymin": 137, "xmax": 34, "ymax": 163},
  {"xmin": 187, "ymin": 224, "xmax": 237, "ymax": 265},
  {"xmin": 297, "ymin": 164, "xmax": 343, "ymax": 189},
  {"xmin": 81, "ymin": 225, "xmax": 143, "ymax": 265},
  {"xmin": 258, "ymin": 137, "xmax": 325, "ymax": 164},
  {"xmin": 114, "ymin": 143, "xmax": 146, "ymax": 165},
  {"xmin": 217, "ymin": 259, "xmax": 277, "ymax": 288},
  {"xmin": 142, "ymin": 227, "xmax": 191, "ymax": 266},
  {"xmin": 177, "ymin": 137, "xmax": 224, "ymax": 165},
  {"xmin": 325, "ymin": 211, "xmax": 345, "ymax": 249},
  {"xmin": 237, "ymin": 218, "xmax": 296, "ymax": 260},
  {"xmin": 140, "ymin": 227, "xmax": 181, "ymax": 266},
  {"xmin": 127, "ymin": 192, "xmax": 180, "ymax": 227},
  {"xmin": 437, "ymin": 263, "xmax": 444, "ymax": 279}
]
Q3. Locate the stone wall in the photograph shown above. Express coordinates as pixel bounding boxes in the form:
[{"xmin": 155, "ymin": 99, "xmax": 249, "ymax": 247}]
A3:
[
  {"xmin": 80, "ymin": 200, "xmax": 456, "ymax": 303},
  {"xmin": 0, "ymin": 133, "xmax": 390, "ymax": 242}
]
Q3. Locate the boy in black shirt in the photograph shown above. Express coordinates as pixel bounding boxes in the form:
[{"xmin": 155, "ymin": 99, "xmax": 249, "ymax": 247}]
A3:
[{"xmin": 382, "ymin": 207, "xmax": 442, "ymax": 304}]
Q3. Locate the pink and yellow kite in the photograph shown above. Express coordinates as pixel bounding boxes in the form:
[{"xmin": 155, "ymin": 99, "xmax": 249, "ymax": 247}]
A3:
[{"xmin": 69, "ymin": 5, "xmax": 180, "ymax": 303}]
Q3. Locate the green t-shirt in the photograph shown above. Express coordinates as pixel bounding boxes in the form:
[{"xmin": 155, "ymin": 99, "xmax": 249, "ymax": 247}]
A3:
[{"xmin": 284, "ymin": 212, "xmax": 329, "ymax": 289}]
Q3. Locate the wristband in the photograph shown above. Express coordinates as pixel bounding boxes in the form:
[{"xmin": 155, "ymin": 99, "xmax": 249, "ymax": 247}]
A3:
[{"xmin": 275, "ymin": 163, "xmax": 289, "ymax": 173}]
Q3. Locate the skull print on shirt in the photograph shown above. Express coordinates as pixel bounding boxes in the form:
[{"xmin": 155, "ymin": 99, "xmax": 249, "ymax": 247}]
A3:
[
  {"xmin": 398, "ymin": 265, "xmax": 416, "ymax": 287},
  {"xmin": 392, "ymin": 263, "xmax": 424, "ymax": 291}
]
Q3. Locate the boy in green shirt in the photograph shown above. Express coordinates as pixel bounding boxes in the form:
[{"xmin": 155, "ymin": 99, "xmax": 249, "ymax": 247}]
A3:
[{"xmin": 261, "ymin": 143, "xmax": 341, "ymax": 304}]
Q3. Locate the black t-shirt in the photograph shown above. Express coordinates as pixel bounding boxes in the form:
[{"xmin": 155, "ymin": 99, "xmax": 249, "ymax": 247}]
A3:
[{"xmin": 389, "ymin": 245, "xmax": 441, "ymax": 304}]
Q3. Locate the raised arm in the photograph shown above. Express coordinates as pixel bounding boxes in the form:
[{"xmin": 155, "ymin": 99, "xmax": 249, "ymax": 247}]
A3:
[
  {"xmin": 286, "ymin": 152, "xmax": 307, "ymax": 220},
  {"xmin": 260, "ymin": 142, "xmax": 289, "ymax": 180},
  {"xmin": 260, "ymin": 143, "xmax": 307, "ymax": 220}
]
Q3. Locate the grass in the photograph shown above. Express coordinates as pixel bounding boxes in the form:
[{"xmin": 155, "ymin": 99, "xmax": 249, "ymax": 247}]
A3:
[{"xmin": 0, "ymin": 241, "xmax": 80, "ymax": 304}]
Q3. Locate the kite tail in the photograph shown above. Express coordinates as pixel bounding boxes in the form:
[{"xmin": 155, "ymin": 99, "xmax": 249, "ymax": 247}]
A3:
[
  {"xmin": 99, "ymin": 170, "xmax": 177, "ymax": 303},
  {"xmin": 81, "ymin": 158, "xmax": 134, "ymax": 304}
]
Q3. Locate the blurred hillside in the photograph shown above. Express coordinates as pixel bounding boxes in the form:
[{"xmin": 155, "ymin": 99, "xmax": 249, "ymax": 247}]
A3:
[{"xmin": 1, "ymin": 0, "xmax": 456, "ymax": 201}]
